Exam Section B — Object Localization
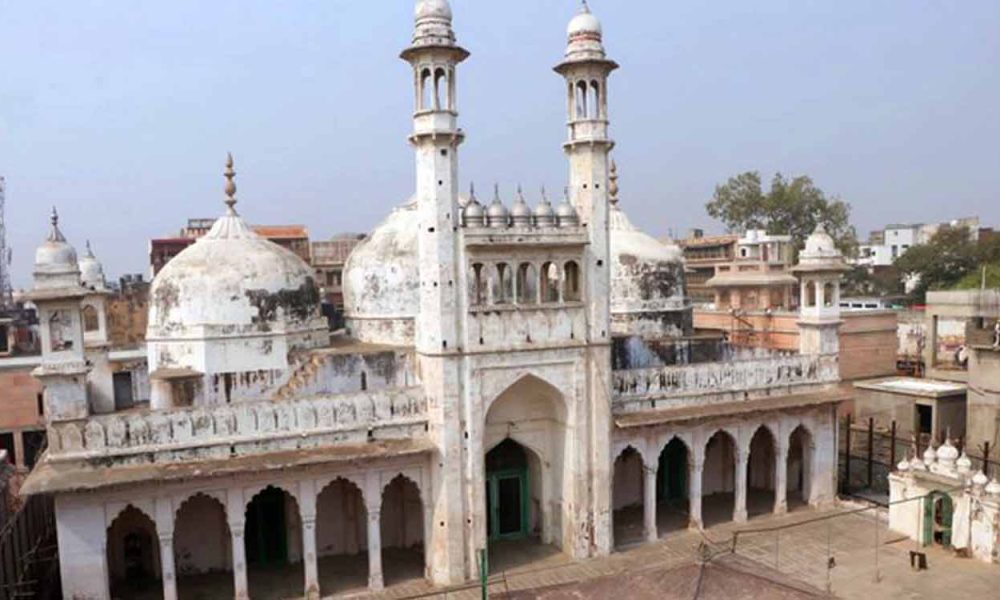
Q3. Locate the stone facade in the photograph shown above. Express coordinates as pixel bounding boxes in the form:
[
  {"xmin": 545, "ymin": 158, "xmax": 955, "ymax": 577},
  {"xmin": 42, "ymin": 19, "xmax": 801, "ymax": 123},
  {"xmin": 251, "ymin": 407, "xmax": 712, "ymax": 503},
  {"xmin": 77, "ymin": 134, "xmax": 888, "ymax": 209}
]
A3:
[{"xmin": 22, "ymin": 3, "xmax": 852, "ymax": 599}]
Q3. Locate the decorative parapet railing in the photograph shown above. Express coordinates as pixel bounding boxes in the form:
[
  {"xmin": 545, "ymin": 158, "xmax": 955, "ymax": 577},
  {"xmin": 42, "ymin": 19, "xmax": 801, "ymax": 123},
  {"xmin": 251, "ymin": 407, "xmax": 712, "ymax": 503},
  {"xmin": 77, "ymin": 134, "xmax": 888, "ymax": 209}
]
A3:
[
  {"xmin": 612, "ymin": 352, "xmax": 839, "ymax": 413},
  {"xmin": 46, "ymin": 387, "xmax": 428, "ymax": 464}
]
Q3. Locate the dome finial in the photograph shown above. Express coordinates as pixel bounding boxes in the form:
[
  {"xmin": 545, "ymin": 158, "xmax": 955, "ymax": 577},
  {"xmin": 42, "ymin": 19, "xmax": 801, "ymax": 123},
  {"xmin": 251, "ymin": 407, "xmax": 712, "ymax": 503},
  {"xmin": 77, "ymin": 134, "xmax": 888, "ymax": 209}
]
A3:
[
  {"xmin": 581, "ymin": 0, "xmax": 591, "ymax": 14},
  {"xmin": 469, "ymin": 182, "xmax": 477, "ymax": 202},
  {"xmin": 224, "ymin": 152, "xmax": 238, "ymax": 215},
  {"xmin": 609, "ymin": 159, "xmax": 619, "ymax": 205},
  {"xmin": 85, "ymin": 240, "xmax": 94, "ymax": 258},
  {"xmin": 47, "ymin": 206, "xmax": 66, "ymax": 243}
]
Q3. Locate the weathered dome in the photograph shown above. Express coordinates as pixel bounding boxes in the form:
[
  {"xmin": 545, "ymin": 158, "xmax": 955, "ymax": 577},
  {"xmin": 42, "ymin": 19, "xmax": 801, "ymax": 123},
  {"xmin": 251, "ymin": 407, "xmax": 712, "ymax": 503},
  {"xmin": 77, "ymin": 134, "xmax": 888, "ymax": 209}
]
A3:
[
  {"xmin": 555, "ymin": 195, "xmax": 579, "ymax": 227},
  {"xmin": 78, "ymin": 241, "xmax": 107, "ymax": 291},
  {"xmin": 33, "ymin": 207, "xmax": 81, "ymax": 291},
  {"xmin": 567, "ymin": 4, "xmax": 602, "ymax": 37},
  {"xmin": 510, "ymin": 188, "xmax": 532, "ymax": 226},
  {"xmin": 486, "ymin": 189, "xmax": 510, "ymax": 228},
  {"xmin": 343, "ymin": 199, "xmax": 421, "ymax": 345},
  {"xmin": 534, "ymin": 192, "xmax": 557, "ymax": 226},
  {"xmin": 148, "ymin": 156, "xmax": 326, "ymax": 376},
  {"xmin": 607, "ymin": 162, "xmax": 689, "ymax": 338},
  {"xmin": 415, "ymin": 0, "xmax": 452, "ymax": 21},
  {"xmin": 463, "ymin": 198, "xmax": 485, "ymax": 227}
]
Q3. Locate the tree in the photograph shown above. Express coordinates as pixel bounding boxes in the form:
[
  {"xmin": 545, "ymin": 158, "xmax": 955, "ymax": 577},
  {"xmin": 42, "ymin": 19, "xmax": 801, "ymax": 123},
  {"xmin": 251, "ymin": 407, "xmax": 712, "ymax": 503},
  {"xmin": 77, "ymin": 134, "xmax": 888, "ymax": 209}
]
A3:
[
  {"xmin": 842, "ymin": 265, "xmax": 904, "ymax": 297},
  {"xmin": 705, "ymin": 172, "xmax": 856, "ymax": 256},
  {"xmin": 894, "ymin": 226, "xmax": 980, "ymax": 302}
]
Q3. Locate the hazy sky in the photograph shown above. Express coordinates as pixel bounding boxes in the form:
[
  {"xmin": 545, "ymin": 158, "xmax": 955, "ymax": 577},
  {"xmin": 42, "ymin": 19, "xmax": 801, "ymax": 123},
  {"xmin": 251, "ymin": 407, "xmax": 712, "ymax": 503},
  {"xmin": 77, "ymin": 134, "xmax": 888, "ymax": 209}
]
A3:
[{"xmin": 2, "ymin": 1, "xmax": 999, "ymax": 287}]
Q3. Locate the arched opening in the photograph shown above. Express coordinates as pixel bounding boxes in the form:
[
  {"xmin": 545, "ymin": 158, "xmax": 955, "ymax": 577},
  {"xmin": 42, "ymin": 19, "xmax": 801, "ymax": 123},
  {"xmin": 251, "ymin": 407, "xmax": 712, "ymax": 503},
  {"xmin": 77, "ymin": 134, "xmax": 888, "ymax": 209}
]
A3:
[
  {"xmin": 540, "ymin": 262, "xmax": 560, "ymax": 303},
  {"xmin": 83, "ymin": 304, "xmax": 100, "ymax": 332},
  {"xmin": 702, "ymin": 431, "xmax": 736, "ymax": 527},
  {"xmin": 787, "ymin": 426, "xmax": 813, "ymax": 510},
  {"xmin": 494, "ymin": 263, "xmax": 514, "ymax": 305},
  {"xmin": 589, "ymin": 80, "xmax": 601, "ymax": 119},
  {"xmin": 823, "ymin": 282, "xmax": 836, "ymax": 307},
  {"xmin": 245, "ymin": 486, "xmax": 303, "ymax": 600},
  {"xmin": 470, "ymin": 263, "xmax": 485, "ymax": 306},
  {"xmin": 380, "ymin": 475, "xmax": 425, "ymax": 587},
  {"xmin": 575, "ymin": 80, "xmax": 588, "ymax": 119},
  {"xmin": 447, "ymin": 67, "xmax": 456, "ymax": 110},
  {"xmin": 563, "ymin": 261, "xmax": 581, "ymax": 302},
  {"xmin": 316, "ymin": 478, "xmax": 367, "ymax": 596},
  {"xmin": 433, "ymin": 68, "xmax": 446, "ymax": 110},
  {"xmin": 746, "ymin": 426, "xmax": 776, "ymax": 519},
  {"xmin": 419, "ymin": 68, "xmax": 432, "ymax": 111},
  {"xmin": 174, "ymin": 494, "xmax": 233, "ymax": 599},
  {"xmin": 516, "ymin": 263, "xmax": 538, "ymax": 305},
  {"xmin": 923, "ymin": 491, "xmax": 953, "ymax": 547},
  {"xmin": 611, "ymin": 447, "xmax": 644, "ymax": 547},
  {"xmin": 657, "ymin": 437, "xmax": 689, "ymax": 535},
  {"xmin": 107, "ymin": 505, "xmax": 161, "ymax": 599},
  {"xmin": 805, "ymin": 280, "xmax": 816, "ymax": 307},
  {"xmin": 484, "ymin": 375, "xmax": 567, "ymax": 570}
]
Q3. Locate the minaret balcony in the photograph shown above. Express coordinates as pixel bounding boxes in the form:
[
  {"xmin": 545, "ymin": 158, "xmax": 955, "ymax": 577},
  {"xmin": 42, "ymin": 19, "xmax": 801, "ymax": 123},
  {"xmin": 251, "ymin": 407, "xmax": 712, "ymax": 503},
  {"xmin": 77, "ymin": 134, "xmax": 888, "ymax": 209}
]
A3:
[
  {"xmin": 566, "ymin": 119, "xmax": 610, "ymax": 145},
  {"xmin": 412, "ymin": 110, "xmax": 460, "ymax": 140}
]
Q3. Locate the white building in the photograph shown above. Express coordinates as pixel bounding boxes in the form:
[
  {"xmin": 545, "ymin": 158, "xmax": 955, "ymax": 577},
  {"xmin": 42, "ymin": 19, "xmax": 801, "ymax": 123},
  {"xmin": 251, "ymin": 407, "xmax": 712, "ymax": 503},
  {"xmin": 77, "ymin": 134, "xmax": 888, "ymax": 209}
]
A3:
[
  {"xmin": 22, "ymin": 3, "xmax": 849, "ymax": 599},
  {"xmin": 856, "ymin": 217, "xmax": 983, "ymax": 268}
]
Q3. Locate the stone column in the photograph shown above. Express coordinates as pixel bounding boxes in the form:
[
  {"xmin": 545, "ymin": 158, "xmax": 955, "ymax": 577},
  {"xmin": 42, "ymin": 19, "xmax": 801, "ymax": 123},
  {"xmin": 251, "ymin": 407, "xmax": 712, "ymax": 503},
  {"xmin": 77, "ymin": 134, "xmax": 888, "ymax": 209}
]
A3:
[
  {"xmin": 688, "ymin": 458, "xmax": 704, "ymax": 530},
  {"xmin": 366, "ymin": 505, "xmax": 384, "ymax": 591},
  {"xmin": 774, "ymin": 442, "xmax": 789, "ymax": 515},
  {"xmin": 734, "ymin": 450, "xmax": 748, "ymax": 523},
  {"xmin": 299, "ymin": 480, "xmax": 320, "ymax": 600},
  {"xmin": 230, "ymin": 524, "xmax": 249, "ymax": 600},
  {"xmin": 643, "ymin": 463, "xmax": 658, "ymax": 543},
  {"xmin": 158, "ymin": 533, "xmax": 178, "ymax": 600},
  {"xmin": 12, "ymin": 431, "xmax": 25, "ymax": 470}
]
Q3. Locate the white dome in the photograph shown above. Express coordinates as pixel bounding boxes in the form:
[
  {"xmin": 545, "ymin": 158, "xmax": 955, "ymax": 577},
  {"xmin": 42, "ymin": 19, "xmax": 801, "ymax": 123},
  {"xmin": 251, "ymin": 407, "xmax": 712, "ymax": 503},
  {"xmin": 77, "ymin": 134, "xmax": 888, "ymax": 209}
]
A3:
[
  {"xmin": 33, "ymin": 208, "xmax": 81, "ymax": 291},
  {"xmin": 972, "ymin": 470, "xmax": 989, "ymax": 487},
  {"xmin": 149, "ymin": 214, "xmax": 322, "ymax": 337},
  {"xmin": 937, "ymin": 440, "xmax": 959, "ymax": 462},
  {"xmin": 78, "ymin": 241, "xmax": 107, "ymax": 291},
  {"xmin": 415, "ymin": 0, "xmax": 451, "ymax": 21},
  {"xmin": 568, "ymin": 6, "xmax": 602, "ymax": 37},
  {"xmin": 343, "ymin": 199, "xmax": 421, "ymax": 345},
  {"xmin": 923, "ymin": 445, "xmax": 937, "ymax": 464},
  {"xmin": 986, "ymin": 479, "xmax": 1000, "ymax": 497}
]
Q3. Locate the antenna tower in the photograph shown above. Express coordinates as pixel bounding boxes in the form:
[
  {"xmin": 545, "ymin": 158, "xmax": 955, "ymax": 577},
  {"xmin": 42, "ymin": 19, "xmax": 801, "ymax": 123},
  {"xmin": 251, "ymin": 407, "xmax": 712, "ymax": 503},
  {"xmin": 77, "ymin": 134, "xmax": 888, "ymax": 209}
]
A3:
[{"xmin": 0, "ymin": 177, "xmax": 12, "ymax": 309}]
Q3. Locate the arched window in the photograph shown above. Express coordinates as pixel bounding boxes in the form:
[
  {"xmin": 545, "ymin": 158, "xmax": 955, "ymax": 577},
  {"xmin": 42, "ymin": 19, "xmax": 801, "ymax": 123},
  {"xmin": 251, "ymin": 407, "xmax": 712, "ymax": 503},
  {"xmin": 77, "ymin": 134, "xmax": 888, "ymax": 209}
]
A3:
[
  {"xmin": 447, "ymin": 67, "xmax": 456, "ymax": 110},
  {"xmin": 567, "ymin": 81, "xmax": 575, "ymax": 119},
  {"xmin": 434, "ymin": 68, "xmax": 447, "ymax": 110},
  {"xmin": 470, "ymin": 263, "xmax": 485, "ymax": 306},
  {"xmin": 541, "ymin": 262, "xmax": 561, "ymax": 303},
  {"xmin": 563, "ymin": 261, "xmax": 581, "ymax": 301},
  {"xmin": 83, "ymin": 304, "xmax": 100, "ymax": 332},
  {"xmin": 494, "ymin": 263, "xmax": 514, "ymax": 304},
  {"xmin": 420, "ymin": 68, "xmax": 433, "ymax": 111},
  {"xmin": 823, "ymin": 282, "xmax": 836, "ymax": 308},
  {"xmin": 576, "ymin": 81, "xmax": 588, "ymax": 119},
  {"xmin": 804, "ymin": 280, "xmax": 816, "ymax": 307},
  {"xmin": 516, "ymin": 263, "xmax": 538, "ymax": 304},
  {"xmin": 590, "ymin": 80, "xmax": 601, "ymax": 119}
]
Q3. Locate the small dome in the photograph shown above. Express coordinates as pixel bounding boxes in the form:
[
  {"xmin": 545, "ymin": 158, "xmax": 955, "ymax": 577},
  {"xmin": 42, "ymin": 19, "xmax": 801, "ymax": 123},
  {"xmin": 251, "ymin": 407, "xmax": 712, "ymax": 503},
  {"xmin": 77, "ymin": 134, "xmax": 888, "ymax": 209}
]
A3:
[
  {"xmin": 909, "ymin": 455, "xmax": 926, "ymax": 471},
  {"xmin": 556, "ymin": 195, "xmax": 579, "ymax": 227},
  {"xmin": 78, "ymin": 241, "xmax": 107, "ymax": 291},
  {"xmin": 957, "ymin": 452, "xmax": 972, "ymax": 474},
  {"xmin": 463, "ymin": 198, "xmax": 485, "ymax": 228},
  {"xmin": 937, "ymin": 439, "xmax": 959, "ymax": 462},
  {"xmin": 415, "ymin": 0, "xmax": 451, "ymax": 21},
  {"xmin": 533, "ymin": 191, "xmax": 557, "ymax": 227},
  {"xmin": 972, "ymin": 470, "xmax": 989, "ymax": 487},
  {"xmin": 486, "ymin": 187, "xmax": 510, "ymax": 228},
  {"xmin": 923, "ymin": 445, "xmax": 937, "ymax": 465},
  {"xmin": 33, "ymin": 207, "xmax": 81, "ymax": 290},
  {"xmin": 510, "ymin": 187, "xmax": 532, "ymax": 226},
  {"xmin": 986, "ymin": 478, "xmax": 1000, "ymax": 497},
  {"xmin": 567, "ymin": 3, "xmax": 602, "ymax": 37},
  {"xmin": 801, "ymin": 224, "xmax": 840, "ymax": 259},
  {"xmin": 896, "ymin": 459, "xmax": 909, "ymax": 472}
]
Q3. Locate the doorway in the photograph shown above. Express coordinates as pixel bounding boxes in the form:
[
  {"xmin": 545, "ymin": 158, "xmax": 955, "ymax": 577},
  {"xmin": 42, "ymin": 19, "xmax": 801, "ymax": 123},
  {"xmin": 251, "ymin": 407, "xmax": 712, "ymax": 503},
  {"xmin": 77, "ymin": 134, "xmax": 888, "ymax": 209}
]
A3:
[
  {"xmin": 246, "ymin": 487, "xmax": 289, "ymax": 566},
  {"xmin": 486, "ymin": 439, "xmax": 530, "ymax": 541},
  {"xmin": 114, "ymin": 371, "xmax": 135, "ymax": 411},
  {"xmin": 923, "ymin": 491, "xmax": 953, "ymax": 547}
]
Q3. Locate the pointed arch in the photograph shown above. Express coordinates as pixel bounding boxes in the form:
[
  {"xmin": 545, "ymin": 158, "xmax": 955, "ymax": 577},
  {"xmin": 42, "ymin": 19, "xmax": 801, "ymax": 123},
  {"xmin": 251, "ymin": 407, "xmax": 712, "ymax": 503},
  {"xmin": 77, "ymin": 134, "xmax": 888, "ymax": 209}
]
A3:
[
  {"xmin": 787, "ymin": 424, "xmax": 814, "ymax": 508},
  {"xmin": 107, "ymin": 505, "xmax": 161, "ymax": 597},
  {"xmin": 702, "ymin": 429, "xmax": 737, "ymax": 527},
  {"xmin": 174, "ymin": 493, "xmax": 232, "ymax": 593},
  {"xmin": 380, "ymin": 474, "xmax": 426, "ymax": 587},
  {"xmin": 244, "ymin": 485, "xmax": 304, "ymax": 599},
  {"xmin": 747, "ymin": 425, "xmax": 776, "ymax": 519},
  {"xmin": 316, "ymin": 477, "xmax": 368, "ymax": 595}
]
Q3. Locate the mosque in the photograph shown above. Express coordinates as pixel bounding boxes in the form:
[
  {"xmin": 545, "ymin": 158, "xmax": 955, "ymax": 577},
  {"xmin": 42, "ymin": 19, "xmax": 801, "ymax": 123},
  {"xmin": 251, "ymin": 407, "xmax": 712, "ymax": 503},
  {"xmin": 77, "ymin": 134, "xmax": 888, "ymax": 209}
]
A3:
[{"xmin": 21, "ymin": 2, "xmax": 849, "ymax": 598}]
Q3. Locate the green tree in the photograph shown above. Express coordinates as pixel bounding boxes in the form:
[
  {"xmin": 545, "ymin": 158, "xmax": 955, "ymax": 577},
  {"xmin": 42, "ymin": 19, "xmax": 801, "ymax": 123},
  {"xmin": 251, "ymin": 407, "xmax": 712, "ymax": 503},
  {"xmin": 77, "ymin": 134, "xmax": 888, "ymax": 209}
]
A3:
[
  {"xmin": 706, "ymin": 172, "xmax": 857, "ymax": 256},
  {"xmin": 894, "ymin": 226, "xmax": 980, "ymax": 301}
]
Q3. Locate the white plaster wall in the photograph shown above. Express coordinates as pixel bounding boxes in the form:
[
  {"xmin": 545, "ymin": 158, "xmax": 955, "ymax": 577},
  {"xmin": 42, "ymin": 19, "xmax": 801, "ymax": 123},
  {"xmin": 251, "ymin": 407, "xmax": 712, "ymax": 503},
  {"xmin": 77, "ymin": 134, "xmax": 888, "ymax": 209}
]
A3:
[{"xmin": 56, "ymin": 495, "xmax": 112, "ymax": 600}]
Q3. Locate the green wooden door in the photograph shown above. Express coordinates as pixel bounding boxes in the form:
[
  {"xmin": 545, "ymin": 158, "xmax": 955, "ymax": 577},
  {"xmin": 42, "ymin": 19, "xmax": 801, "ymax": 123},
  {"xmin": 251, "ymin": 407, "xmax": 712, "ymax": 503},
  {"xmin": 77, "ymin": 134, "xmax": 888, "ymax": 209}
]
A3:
[
  {"xmin": 922, "ymin": 491, "xmax": 953, "ymax": 547},
  {"xmin": 487, "ymin": 468, "xmax": 529, "ymax": 541}
]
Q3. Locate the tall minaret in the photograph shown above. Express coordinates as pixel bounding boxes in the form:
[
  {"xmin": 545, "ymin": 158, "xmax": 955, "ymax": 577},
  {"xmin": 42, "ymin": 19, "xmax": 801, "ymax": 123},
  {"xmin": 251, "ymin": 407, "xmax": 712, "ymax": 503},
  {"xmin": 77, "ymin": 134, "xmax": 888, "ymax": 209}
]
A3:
[
  {"xmin": 555, "ymin": 1, "xmax": 617, "ymax": 344},
  {"xmin": 554, "ymin": 1, "xmax": 618, "ymax": 558},
  {"xmin": 400, "ymin": 0, "xmax": 468, "ymax": 586}
]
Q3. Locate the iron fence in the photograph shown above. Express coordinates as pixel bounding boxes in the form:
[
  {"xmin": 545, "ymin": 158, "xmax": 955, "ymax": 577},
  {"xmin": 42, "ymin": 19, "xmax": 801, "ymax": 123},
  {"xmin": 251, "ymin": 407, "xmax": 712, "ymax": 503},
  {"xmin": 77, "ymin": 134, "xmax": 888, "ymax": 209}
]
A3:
[{"xmin": 0, "ymin": 494, "xmax": 59, "ymax": 600}]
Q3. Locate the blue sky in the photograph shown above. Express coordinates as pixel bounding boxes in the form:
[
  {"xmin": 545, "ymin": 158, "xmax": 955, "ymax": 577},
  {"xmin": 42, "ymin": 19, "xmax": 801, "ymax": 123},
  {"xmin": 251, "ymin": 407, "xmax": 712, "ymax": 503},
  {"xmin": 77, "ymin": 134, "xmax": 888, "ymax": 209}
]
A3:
[{"xmin": 2, "ymin": 0, "xmax": 998, "ymax": 287}]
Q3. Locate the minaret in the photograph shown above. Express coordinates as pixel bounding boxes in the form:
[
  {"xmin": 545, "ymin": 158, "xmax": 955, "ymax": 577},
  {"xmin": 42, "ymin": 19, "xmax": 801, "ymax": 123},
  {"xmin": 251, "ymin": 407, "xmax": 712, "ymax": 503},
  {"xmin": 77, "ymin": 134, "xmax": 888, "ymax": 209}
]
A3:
[
  {"xmin": 792, "ymin": 224, "xmax": 849, "ymax": 356},
  {"xmin": 554, "ymin": 1, "xmax": 617, "ymax": 558},
  {"xmin": 400, "ymin": 0, "xmax": 468, "ymax": 586},
  {"xmin": 555, "ymin": 0, "xmax": 617, "ymax": 343}
]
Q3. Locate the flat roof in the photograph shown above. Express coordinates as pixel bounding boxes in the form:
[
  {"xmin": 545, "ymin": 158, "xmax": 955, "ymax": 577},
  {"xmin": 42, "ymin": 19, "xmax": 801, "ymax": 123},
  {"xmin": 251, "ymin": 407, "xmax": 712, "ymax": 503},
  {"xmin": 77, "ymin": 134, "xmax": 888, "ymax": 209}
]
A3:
[{"xmin": 853, "ymin": 377, "xmax": 967, "ymax": 398}]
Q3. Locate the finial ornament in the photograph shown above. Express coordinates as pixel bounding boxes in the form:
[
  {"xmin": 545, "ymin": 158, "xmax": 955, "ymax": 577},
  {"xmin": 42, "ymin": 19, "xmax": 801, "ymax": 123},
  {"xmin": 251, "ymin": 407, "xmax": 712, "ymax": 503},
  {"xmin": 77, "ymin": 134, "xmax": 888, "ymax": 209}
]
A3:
[
  {"xmin": 581, "ymin": 0, "xmax": 591, "ymax": 14},
  {"xmin": 224, "ymin": 152, "xmax": 238, "ymax": 214},
  {"xmin": 47, "ymin": 206, "xmax": 66, "ymax": 243},
  {"xmin": 609, "ymin": 159, "xmax": 619, "ymax": 205},
  {"xmin": 469, "ymin": 182, "xmax": 477, "ymax": 202},
  {"xmin": 493, "ymin": 183, "xmax": 501, "ymax": 202},
  {"xmin": 85, "ymin": 240, "xmax": 94, "ymax": 257},
  {"xmin": 541, "ymin": 185, "xmax": 548, "ymax": 202}
]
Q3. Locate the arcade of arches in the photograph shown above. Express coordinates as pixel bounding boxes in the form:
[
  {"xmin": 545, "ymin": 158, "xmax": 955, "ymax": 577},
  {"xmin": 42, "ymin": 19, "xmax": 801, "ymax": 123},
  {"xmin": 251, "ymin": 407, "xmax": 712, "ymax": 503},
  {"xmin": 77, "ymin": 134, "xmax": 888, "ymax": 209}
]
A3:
[
  {"xmin": 100, "ymin": 466, "xmax": 429, "ymax": 600},
  {"xmin": 612, "ymin": 418, "xmax": 823, "ymax": 547}
]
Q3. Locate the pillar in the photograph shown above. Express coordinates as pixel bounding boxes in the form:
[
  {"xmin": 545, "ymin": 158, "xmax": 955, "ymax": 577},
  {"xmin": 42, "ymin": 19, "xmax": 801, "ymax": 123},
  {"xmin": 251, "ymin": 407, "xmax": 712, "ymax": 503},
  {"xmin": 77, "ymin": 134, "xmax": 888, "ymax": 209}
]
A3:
[
  {"xmin": 158, "ymin": 533, "xmax": 177, "ymax": 600},
  {"xmin": 774, "ymin": 441, "xmax": 789, "ymax": 515},
  {"xmin": 12, "ymin": 430, "xmax": 25, "ymax": 470},
  {"xmin": 365, "ymin": 472, "xmax": 384, "ymax": 591},
  {"xmin": 227, "ymin": 489, "xmax": 249, "ymax": 600},
  {"xmin": 299, "ymin": 480, "xmax": 320, "ymax": 600},
  {"xmin": 688, "ymin": 458, "xmax": 704, "ymax": 530},
  {"xmin": 643, "ymin": 463, "xmax": 657, "ymax": 543},
  {"xmin": 734, "ymin": 449, "xmax": 748, "ymax": 523}
]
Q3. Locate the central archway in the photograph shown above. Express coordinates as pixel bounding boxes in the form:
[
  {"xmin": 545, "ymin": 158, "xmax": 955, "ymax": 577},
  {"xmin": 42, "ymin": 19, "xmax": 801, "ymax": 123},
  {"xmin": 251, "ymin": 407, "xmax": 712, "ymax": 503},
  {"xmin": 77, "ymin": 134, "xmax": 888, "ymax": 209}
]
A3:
[{"xmin": 483, "ymin": 374, "xmax": 568, "ymax": 570}]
